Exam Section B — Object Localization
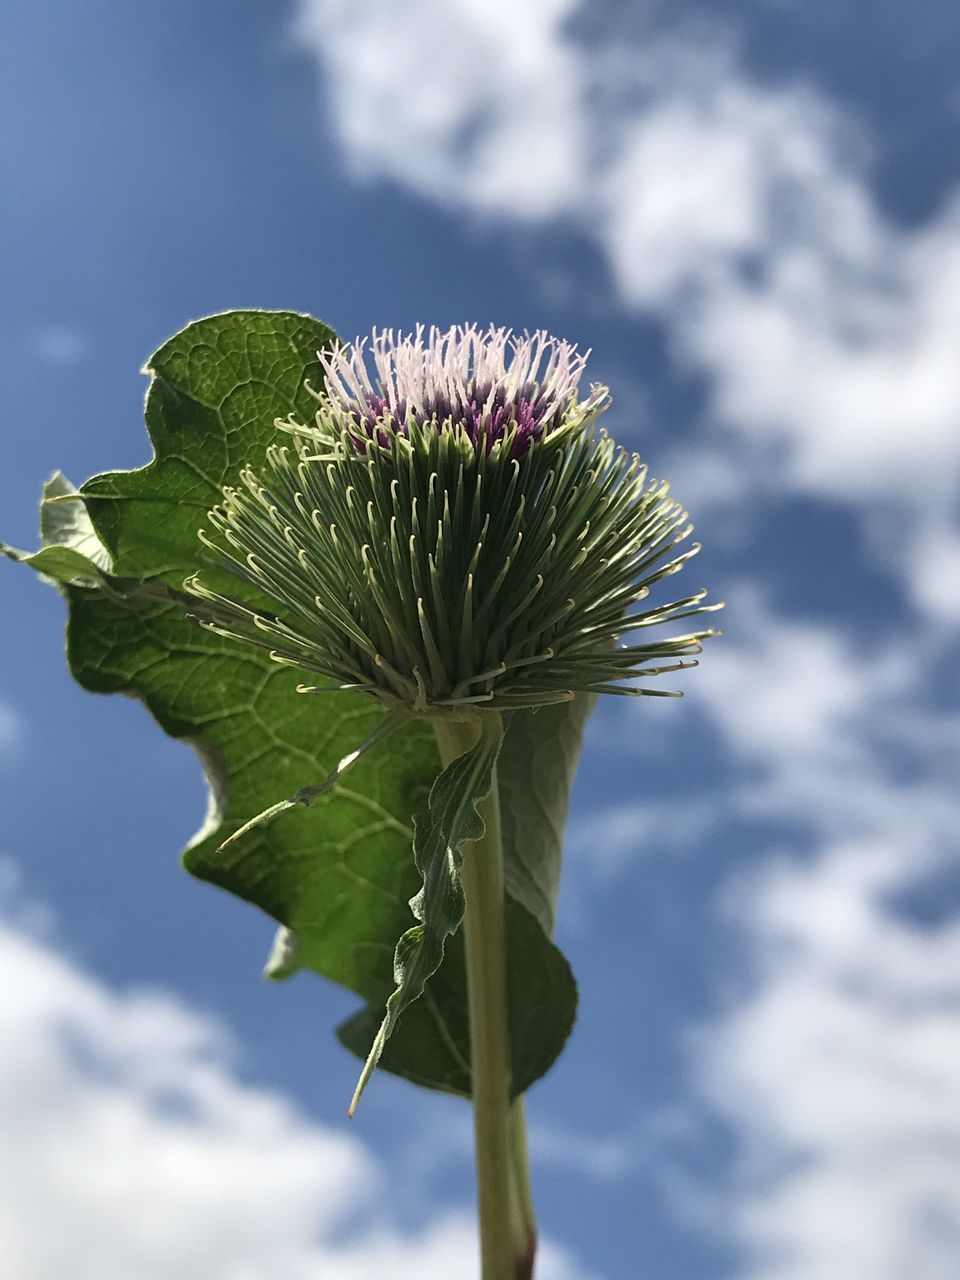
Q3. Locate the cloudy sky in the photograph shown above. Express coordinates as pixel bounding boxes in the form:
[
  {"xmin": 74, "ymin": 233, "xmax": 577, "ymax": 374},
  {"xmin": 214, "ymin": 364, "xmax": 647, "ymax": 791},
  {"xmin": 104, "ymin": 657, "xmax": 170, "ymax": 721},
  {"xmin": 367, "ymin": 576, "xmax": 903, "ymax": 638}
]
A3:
[{"xmin": 3, "ymin": 2, "xmax": 960, "ymax": 1276}]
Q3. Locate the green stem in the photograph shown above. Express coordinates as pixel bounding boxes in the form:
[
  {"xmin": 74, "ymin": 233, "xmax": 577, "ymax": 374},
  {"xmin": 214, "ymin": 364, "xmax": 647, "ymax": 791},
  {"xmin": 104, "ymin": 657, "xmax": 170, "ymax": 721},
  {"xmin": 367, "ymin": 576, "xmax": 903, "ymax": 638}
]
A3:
[
  {"xmin": 433, "ymin": 716, "xmax": 537, "ymax": 1280},
  {"xmin": 508, "ymin": 1098, "xmax": 538, "ymax": 1279}
]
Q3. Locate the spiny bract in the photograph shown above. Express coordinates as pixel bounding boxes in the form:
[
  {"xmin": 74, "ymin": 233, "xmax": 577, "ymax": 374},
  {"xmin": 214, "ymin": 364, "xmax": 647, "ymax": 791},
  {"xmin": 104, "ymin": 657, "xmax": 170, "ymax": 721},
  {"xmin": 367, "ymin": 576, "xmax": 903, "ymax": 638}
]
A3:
[{"xmin": 187, "ymin": 325, "xmax": 721, "ymax": 714}]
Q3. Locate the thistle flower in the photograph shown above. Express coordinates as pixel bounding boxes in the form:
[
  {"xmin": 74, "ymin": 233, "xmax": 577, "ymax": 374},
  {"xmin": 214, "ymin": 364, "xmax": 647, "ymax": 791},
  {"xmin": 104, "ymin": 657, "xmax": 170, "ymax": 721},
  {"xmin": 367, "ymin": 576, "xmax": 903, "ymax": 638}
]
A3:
[
  {"xmin": 320, "ymin": 324, "xmax": 604, "ymax": 456},
  {"xmin": 187, "ymin": 324, "xmax": 720, "ymax": 720},
  {"xmin": 181, "ymin": 322, "xmax": 724, "ymax": 1134}
]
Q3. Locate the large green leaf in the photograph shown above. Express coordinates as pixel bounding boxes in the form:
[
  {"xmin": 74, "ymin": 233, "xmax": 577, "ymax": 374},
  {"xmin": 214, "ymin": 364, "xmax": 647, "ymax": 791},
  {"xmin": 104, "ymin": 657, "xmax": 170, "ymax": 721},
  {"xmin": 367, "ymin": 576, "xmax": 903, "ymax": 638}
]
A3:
[{"xmin": 5, "ymin": 310, "xmax": 587, "ymax": 1101}]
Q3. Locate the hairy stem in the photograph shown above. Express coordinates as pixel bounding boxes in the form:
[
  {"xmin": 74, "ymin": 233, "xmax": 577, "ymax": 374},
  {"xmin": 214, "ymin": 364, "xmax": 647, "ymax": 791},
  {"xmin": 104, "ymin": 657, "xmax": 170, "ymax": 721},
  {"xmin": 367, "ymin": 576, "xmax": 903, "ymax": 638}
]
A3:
[{"xmin": 433, "ymin": 716, "xmax": 536, "ymax": 1280}]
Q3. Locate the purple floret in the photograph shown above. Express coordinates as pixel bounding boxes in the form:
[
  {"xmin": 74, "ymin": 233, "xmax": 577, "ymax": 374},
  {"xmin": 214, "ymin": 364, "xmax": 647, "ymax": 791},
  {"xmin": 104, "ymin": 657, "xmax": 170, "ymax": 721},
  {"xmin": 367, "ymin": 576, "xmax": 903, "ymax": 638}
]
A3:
[{"xmin": 319, "ymin": 324, "xmax": 601, "ymax": 458}]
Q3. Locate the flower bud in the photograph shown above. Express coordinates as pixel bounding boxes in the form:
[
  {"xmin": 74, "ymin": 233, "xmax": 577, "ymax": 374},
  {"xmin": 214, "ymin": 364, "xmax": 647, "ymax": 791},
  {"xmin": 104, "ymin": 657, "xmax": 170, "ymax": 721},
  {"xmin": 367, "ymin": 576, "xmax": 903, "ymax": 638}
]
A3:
[{"xmin": 188, "ymin": 324, "xmax": 720, "ymax": 714}]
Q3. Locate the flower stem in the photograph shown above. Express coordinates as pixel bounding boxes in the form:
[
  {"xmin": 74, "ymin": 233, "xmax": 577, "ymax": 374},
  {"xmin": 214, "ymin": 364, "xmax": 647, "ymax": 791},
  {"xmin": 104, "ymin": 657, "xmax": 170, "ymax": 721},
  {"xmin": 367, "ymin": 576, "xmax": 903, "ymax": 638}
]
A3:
[
  {"xmin": 433, "ymin": 716, "xmax": 536, "ymax": 1280},
  {"xmin": 508, "ymin": 1098, "xmax": 537, "ymax": 1279}
]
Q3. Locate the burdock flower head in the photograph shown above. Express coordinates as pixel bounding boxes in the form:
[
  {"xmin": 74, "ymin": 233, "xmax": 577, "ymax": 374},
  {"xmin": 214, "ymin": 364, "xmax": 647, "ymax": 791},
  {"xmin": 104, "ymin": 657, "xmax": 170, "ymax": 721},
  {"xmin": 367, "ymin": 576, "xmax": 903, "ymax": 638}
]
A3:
[
  {"xmin": 188, "ymin": 324, "xmax": 721, "ymax": 718},
  {"xmin": 184, "ymin": 321, "xmax": 723, "ymax": 1117}
]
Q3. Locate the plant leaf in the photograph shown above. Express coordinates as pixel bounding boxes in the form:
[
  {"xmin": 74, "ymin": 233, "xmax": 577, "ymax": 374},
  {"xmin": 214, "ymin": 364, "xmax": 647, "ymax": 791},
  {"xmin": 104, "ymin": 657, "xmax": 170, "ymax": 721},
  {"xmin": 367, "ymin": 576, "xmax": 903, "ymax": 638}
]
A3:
[
  {"xmin": 2, "ymin": 472, "xmax": 115, "ymax": 587},
  {"xmin": 350, "ymin": 713, "xmax": 504, "ymax": 1113},
  {"xmin": 498, "ymin": 699, "xmax": 595, "ymax": 937},
  {"xmin": 40, "ymin": 471, "xmax": 113, "ymax": 568},
  {"xmin": 336, "ymin": 895, "xmax": 578, "ymax": 1098},
  {"xmin": 4, "ymin": 310, "xmax": 581, "ymax": 1102}
]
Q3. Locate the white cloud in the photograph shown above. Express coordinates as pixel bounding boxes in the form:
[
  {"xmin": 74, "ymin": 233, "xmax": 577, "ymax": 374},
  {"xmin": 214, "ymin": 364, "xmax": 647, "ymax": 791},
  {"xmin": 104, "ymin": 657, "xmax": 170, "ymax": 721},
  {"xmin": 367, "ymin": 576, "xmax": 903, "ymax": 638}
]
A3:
[
  {"xmin": 600, "ymin": 68, "xmax": 960, "ymax": 618},
  {"xmin": 579, "ymin": 584, "xmax": 911, "ymax": 867},
  {"xmin": 691, "ymin": 584, "xmax": 885, "ymax": 780},
  {"xmin": 689, "ymin": 588, "xmax": 960, "ymax": 849},
  {"xmin": 698, "ymin": 832, "xmax": 960, "ymax": 1280},
  {"xmin": 679, "ymin": 598, "xmax": 960, "ymax": 1279},
  {"xmin": 29, "ymin": 324, "xmax": 90, "ymax": 366},
  {"xmin": 570, "ymin": 592, "xmax": 960, "ymax": 1277},
  {"xmin": 529, "ymin": 1121, "xmax": 633, "ymax": 1182},
  {"xmin": 567, "ymin": 796, "xmax": 718, "ymax": 878},
  {"xmin": 295, "ymin": 0, "xmax": 587, "ymax": 221},
  {"xmin": 0, "ymin": 701, "xmax": 24, "ymax": 755},
  {"xmin": 908, "ymin": 522, "xmax": 960, "ymax": 622},
  {"xmin": 294, "ymin": 1, "xmax": 960, "ymax": 620},
  {"xmin": 0, "ymin": 873, "xmax": 586, "ymax": 1280}
]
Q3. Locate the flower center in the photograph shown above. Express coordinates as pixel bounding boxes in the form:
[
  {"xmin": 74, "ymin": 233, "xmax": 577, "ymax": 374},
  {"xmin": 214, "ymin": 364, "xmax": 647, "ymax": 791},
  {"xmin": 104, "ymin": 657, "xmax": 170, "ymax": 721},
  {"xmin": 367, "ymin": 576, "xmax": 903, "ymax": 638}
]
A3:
[{"xmin": 320, "ymin": 324, "xmax": 592, "ymax": 456}]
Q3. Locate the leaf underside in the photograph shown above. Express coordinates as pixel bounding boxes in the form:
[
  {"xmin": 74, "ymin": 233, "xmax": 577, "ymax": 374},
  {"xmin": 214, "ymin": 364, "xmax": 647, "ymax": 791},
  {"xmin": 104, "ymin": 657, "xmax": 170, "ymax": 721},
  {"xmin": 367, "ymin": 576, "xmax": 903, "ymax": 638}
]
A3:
[{"xmin": 6, "ymin": 310, "xmax": 586, "ymax": 1101}]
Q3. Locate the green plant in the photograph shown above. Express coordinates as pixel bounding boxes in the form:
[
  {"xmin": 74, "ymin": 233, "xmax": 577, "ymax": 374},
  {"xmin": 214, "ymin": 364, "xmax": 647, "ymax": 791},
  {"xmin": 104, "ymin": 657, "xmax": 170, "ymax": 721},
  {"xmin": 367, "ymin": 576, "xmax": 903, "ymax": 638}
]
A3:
[{"xmin": 3, "ymin": 311, "xmax": 719, "ymax": 1279}]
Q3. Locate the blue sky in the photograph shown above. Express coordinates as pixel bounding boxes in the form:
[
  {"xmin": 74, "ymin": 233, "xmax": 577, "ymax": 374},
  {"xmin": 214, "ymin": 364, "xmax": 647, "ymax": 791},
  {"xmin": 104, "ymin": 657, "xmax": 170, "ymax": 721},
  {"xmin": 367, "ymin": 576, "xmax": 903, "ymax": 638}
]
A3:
[{"xmin": 3, "ymin": 2, "xmax": 960, "ymax": 1277}]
